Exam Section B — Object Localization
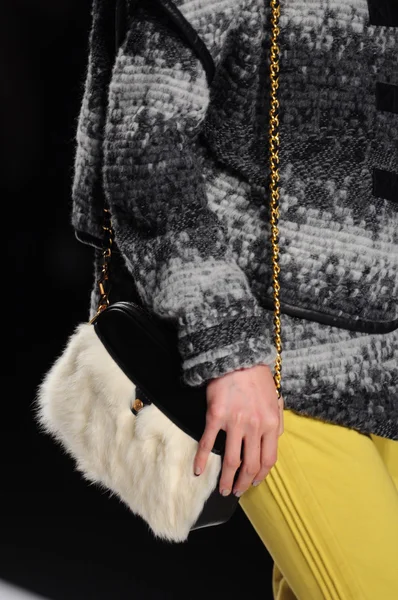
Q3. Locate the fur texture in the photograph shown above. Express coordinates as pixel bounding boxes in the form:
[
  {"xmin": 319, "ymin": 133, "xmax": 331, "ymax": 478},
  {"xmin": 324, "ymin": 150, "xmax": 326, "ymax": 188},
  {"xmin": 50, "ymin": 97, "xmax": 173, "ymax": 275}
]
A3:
[{"xmin": 34, "ymin": 323, "xmax": 221, "ymax": 542}]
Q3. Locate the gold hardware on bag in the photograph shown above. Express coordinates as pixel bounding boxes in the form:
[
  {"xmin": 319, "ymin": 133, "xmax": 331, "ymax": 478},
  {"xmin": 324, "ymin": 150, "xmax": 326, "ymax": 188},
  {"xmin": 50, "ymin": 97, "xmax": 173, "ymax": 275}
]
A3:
[
  {"xmin": 269, "ymin": 0, "xmax": 282, "ymax": 400},
  {"xmin": 93, "ymin": 0, "xmax": 283, "ymax": 398},
  {"xmin": 133, "ymin": 398, "xmax": 144, "ymax": 412}
]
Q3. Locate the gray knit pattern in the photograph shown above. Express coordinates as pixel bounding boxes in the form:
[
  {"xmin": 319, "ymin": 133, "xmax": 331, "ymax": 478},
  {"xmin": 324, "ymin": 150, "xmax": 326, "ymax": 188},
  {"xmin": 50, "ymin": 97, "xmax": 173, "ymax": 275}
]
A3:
[{"xmin": 73, "ymin": 0, "xmax": 398, "ymax": 440}]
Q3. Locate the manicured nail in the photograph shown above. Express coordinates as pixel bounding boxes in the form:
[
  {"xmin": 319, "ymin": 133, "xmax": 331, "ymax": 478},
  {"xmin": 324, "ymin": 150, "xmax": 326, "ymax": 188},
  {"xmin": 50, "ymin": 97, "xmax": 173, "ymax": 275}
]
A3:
[
  {"xmin": 221, "ymin": 489, "xmax": 231, "ymax": 496},
  {"xmin": 252, "ymin": 480, "xmax": 261, "ymax": 487},
  {"xmin": 194, "ymin": 466, "xmax": 202, "ymax": 476},
  {"xmin": 234, "ymin": 490, "xmax": 243, "ymax": 498}
]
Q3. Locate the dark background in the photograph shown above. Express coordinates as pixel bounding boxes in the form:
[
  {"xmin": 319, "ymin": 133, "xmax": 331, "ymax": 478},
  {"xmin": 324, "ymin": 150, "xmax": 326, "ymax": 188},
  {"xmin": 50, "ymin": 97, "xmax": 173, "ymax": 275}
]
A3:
[{"xmin": 7, "ymin": 1, "xmax": 274, "ymax": 598}]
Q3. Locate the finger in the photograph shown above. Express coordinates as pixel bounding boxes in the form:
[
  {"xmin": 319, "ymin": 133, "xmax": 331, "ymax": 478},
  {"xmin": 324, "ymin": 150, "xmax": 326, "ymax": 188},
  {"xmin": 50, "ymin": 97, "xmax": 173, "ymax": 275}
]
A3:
[
  {"xmin": 278, "ymin": 395, "xmax": 284, "ymax": 437},
  {"xmin": 193, "ymin": 420, "xmax": 220, "ymax": 476},
  {"xmin": 218, "ymin": 425, "xmax": 243, "ymax": 496},
  {"xmin": 252, "ymin": 427, "xmax": 279, "ymax": 485},
  {"xmin": 232, "ymin": 434, "xmax": 262, "ymax": 496}
]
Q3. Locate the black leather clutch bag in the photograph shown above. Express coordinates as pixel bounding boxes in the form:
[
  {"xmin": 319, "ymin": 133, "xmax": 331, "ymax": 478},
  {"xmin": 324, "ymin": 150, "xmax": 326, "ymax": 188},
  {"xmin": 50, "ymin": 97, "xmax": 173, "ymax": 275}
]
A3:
[{"xmin": 93, "ymin": 301, "xmax": 241, "ymax": 530}]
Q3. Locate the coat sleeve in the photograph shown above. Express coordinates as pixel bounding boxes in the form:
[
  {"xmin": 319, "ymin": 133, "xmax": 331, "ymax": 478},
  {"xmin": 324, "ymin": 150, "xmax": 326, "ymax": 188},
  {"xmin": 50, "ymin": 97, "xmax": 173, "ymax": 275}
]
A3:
[{"xmin": 104, "ymin": 0, "xmax": 277, "ymax": 387}]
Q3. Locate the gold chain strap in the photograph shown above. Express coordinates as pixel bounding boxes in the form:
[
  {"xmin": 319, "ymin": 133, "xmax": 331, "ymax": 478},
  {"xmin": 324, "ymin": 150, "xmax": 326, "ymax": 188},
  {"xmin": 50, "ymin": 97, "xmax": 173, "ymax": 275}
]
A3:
[
  {"xmin": 269, "ymin": 0, "xmax": 282, "ymax": 400},
  {"xmin": 91, "ymin": 207, "xmax": 114, "ymax": 320},
  {"xmin": 92, "ymin": 0, "xmax": 282, "ymax": 400}
]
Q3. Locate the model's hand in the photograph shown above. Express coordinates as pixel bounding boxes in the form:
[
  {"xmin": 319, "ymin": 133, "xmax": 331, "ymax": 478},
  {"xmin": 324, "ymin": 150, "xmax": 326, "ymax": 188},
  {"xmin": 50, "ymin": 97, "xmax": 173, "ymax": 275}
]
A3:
[{"xmin": 193, "ymin": 364, "xmax": 284, "ymax": 497}]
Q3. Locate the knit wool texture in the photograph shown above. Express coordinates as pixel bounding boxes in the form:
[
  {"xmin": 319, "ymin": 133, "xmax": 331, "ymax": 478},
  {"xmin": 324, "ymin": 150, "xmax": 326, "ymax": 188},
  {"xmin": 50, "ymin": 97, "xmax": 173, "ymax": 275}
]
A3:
[{"xmin": 72, "ymin": 0, "xmax": 398, "ymax": 440}]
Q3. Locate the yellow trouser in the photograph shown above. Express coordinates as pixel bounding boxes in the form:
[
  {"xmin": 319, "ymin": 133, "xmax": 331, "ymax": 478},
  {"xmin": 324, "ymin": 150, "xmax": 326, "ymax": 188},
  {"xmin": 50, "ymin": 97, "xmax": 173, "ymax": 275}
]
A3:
[{"xmin": 239, "ymin": 409, "xmax": 398, "ymax": 600}]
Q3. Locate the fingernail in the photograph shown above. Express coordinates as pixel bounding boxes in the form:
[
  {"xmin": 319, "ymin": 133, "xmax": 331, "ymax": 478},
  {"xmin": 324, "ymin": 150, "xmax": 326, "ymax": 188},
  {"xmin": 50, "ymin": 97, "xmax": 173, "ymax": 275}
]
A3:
[
  {"xmin": 233, "ymin": 490, "xmax": 243, "ymax": 498},
  {"xmin": 194, "ymin": 467, "xmax": 202, "ymax": 476},
  {"xmin": 221, "ymin": 489, "xmax": 230, "ymax": 496},
  {"xmin": 252, "ymin": 480, "xmax": 261, "ymax": 487}
]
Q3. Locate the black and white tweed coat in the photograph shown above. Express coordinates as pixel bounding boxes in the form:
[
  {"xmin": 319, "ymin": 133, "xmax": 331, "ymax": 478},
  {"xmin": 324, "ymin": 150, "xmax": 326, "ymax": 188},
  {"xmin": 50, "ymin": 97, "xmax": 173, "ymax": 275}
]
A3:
[{"xmin": 71, "ymin": 0, "xmax": 398, "ymax": 439}]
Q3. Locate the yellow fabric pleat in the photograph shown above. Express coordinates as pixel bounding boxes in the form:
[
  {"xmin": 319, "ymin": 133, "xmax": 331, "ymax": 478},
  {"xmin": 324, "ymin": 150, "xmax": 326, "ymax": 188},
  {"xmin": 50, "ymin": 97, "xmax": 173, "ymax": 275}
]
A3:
[{"xmin": 239, "ymin": 410, "xmax": 398, "ymax": 600}]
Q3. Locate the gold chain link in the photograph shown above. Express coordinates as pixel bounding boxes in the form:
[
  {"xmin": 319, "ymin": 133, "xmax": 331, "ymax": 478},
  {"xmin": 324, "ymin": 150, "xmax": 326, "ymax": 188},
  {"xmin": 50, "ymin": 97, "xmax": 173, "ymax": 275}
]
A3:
[
  {"xmin": 93, "ymin": 1, "xmax": 283, "ymax": 400},
  {"xmin": 269, "ymin": 0, "xmax": 283, "ymax": 400},
  {"xmin": 91, "ymin": 207, "xmax": 113, "ymax": 321}
]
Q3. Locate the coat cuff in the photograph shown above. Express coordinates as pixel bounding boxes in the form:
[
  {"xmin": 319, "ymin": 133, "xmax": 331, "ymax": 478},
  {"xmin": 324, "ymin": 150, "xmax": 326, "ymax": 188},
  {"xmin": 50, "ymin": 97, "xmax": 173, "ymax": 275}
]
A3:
[{"xmin": 177, "ymin": 307, "xmax": 277, "ymax": 387}]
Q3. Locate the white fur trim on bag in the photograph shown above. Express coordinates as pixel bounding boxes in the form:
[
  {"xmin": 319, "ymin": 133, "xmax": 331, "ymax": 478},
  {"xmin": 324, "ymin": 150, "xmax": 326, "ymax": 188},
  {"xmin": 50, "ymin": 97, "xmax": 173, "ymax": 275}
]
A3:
[{"xmin": 34, "ymin": 323, "xmax": 221, "ymax": 542}]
